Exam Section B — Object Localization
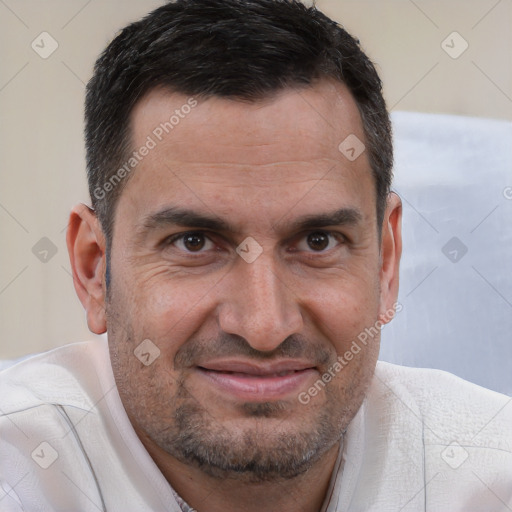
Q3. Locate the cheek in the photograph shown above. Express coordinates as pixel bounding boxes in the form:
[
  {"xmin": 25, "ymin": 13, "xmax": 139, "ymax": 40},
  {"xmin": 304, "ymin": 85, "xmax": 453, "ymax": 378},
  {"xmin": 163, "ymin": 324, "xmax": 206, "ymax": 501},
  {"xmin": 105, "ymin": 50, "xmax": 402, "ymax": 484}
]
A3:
[
  {"xmin": 318, "ymin": 277, "xmax": 381, "ymax": 401},
  {"xmin": 308, "ymin": 271, "xmax": 381, "ymax": 348},
  {"xmin": 124, "ymin": 269, "xmax": 222, "ymax": 354},
  {"xmin": 306, "ymin": 279, "xmax": 381, "ymax": 414}
]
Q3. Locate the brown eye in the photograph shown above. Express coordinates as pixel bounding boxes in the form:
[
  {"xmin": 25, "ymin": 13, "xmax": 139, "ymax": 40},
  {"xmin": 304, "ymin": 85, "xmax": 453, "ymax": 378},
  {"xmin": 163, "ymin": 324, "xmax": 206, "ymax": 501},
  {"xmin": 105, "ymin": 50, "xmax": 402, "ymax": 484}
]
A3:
[
  {"xmin": 182, "ymin": 233, "xmax": 206, "ymax": 251},
  {"xmin": 307, "ymin": 232, "xmax": 330, "ymax": 251},
  {"xmin": 166, "ymin": 231, "xmax": 215, "ymax": 253}
]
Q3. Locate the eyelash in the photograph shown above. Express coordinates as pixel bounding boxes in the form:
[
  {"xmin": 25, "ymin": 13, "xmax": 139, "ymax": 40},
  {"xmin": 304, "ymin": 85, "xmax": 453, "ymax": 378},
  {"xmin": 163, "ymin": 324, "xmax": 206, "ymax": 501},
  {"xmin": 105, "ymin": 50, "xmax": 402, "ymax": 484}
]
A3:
[
  {"xmin": 163, "ymin": 230, "xmax": 347, "ymax": 254},
  {"xmin": 165, "ymin": 231, "xmax": 216, "ymax": 253}
]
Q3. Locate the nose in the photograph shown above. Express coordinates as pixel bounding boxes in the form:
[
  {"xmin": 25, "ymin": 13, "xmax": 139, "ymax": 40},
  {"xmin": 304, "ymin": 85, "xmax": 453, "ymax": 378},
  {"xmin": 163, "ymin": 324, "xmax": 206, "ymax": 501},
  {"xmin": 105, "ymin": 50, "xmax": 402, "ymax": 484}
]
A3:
[{"xmin": 218, "ymin": 254, "xmax": 304, "ymax": 353}]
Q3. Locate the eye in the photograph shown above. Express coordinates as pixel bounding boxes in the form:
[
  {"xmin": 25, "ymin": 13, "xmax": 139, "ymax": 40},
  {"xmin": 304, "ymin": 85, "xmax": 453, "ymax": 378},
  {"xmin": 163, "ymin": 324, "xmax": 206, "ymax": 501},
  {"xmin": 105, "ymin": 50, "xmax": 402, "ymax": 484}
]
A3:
[
  {"xmin": 166, "ymin": 232, "xmax": 215, "ymax": 253},
  {"xmin": 296, "ymin": 231, "xmax": 343, "ymax": 252}
]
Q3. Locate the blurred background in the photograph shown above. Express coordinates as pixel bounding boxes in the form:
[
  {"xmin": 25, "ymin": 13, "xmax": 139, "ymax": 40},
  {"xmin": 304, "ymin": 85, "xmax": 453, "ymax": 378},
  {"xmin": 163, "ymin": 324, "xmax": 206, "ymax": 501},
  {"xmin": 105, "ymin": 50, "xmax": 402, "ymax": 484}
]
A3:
[{"xmin": 1, "ymin": 1, "xmax": 511, "ymax": 392}]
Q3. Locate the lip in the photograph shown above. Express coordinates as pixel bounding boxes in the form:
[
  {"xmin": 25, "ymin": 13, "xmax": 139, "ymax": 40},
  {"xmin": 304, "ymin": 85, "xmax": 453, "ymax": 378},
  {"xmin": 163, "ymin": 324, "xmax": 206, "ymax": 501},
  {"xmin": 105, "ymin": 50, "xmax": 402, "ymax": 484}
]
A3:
[{"xmin": 196, "ymin": 359, "xmax": 318, "ymax": 400}]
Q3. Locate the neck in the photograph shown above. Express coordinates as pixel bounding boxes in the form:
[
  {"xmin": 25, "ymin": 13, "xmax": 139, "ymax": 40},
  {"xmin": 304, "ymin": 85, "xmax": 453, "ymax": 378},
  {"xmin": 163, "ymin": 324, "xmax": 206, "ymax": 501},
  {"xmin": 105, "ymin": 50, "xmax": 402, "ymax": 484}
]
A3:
[{"xmin": 140, "ymin": 433, "xmax": 342, "ymax": 512}]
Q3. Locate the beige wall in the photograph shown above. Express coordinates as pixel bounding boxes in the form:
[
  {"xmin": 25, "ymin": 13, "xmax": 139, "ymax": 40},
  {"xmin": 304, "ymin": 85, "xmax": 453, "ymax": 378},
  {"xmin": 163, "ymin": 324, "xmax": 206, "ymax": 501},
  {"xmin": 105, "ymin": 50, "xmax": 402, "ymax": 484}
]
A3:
[
  {"xmin": 1, "ymin": 0, "xmax": 511, "ymax": 359},
  {"xmin": 319, "ymin": 0, "xmax": 512, "ymax": 119}
]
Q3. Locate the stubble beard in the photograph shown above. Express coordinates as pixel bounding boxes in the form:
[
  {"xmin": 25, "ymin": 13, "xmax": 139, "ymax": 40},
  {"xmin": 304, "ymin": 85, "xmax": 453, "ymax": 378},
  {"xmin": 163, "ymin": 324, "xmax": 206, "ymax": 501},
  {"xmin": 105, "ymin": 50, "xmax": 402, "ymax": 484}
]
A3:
[
  {"xmin": 107, "ymin": 298, "xmax": 361, "ymax": 484},
  {"xmin": 147, "ymin": 376, "xmax": 347, "ymax": 483}
]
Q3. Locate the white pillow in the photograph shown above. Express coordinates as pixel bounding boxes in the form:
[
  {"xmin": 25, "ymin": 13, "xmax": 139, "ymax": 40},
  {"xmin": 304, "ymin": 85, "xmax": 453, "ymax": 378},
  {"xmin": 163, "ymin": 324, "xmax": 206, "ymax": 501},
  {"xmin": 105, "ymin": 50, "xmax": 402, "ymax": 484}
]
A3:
[{"xmin": 380, "ymin": 111, "xmax": 512, "ymax": 395}]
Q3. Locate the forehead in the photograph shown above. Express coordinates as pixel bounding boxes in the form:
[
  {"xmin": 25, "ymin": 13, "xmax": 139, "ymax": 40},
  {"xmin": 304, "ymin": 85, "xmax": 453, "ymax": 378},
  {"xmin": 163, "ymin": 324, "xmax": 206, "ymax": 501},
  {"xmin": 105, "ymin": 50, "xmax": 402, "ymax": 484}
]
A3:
[
  {"xmin": 118, "ymin": 80, "xmax": 375, "ymax": 227},
  {"xmin": 130, "ymin": 80, "xmax": 366, "ymax": 166}
]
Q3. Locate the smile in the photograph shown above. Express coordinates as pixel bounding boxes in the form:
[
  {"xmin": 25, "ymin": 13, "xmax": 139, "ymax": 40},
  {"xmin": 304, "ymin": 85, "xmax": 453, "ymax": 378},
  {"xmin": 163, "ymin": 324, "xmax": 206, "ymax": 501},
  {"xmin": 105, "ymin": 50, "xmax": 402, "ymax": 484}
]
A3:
[{"xmin": 196, "ymin": 360, "xmax": 318, "ymax": 400}]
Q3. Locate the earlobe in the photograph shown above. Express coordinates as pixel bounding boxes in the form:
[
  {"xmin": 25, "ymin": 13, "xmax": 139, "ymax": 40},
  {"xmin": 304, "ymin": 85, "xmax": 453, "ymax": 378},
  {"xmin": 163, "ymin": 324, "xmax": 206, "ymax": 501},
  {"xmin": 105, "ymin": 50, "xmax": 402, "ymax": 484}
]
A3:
[
  {"xmin": 378, "ymin": 192, "xmax": 403, "ymax": 322},
  {"xmin": 66, "ymin": 203, "xmax": 108, "ymax": 334}
]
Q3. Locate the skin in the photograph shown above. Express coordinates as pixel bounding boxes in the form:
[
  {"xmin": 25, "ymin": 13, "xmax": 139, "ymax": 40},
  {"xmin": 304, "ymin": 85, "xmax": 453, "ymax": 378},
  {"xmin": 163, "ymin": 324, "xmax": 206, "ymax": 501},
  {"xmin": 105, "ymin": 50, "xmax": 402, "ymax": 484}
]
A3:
[{"xmin": 67, "ymin": 79, "xmax": 402, "ymax": 512}]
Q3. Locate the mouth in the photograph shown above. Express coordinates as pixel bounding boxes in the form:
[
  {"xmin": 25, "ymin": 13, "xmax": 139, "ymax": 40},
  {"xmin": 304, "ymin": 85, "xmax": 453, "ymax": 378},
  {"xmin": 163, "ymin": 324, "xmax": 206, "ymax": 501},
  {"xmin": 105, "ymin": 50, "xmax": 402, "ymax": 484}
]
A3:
[{"xmin": 195, "ymin": 360, "xmax": 318, "ymax": 400}]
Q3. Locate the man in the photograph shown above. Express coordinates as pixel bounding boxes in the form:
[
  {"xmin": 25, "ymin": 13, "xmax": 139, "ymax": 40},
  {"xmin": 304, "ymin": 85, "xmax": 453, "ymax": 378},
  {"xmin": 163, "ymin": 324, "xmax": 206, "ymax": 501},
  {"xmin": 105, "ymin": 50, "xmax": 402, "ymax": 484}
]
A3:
[{"xmin": 0, "ymin": 0, "xmax": 510, "ymax": 510}]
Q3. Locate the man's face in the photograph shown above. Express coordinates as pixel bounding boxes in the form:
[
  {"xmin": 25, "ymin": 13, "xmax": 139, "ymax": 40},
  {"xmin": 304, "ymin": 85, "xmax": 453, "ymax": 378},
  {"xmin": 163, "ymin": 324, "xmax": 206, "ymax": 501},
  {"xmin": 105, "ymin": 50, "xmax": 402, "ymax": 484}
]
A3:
[{"xmin": 104, "ymin": 80, "xmax": 397, "ymax": 481}]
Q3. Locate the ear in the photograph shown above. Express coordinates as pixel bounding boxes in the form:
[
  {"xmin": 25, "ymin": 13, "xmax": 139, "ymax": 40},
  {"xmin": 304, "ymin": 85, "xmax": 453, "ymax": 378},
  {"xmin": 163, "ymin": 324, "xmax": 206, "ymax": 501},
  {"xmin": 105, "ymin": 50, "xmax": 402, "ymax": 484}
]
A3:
[
  {"xmin": 378, "ymin": 192, "xmax": 402, "ymax": 323},
  {"xmin": 66, "ymin": 203, "xmax": 107, "ymax": 334}
]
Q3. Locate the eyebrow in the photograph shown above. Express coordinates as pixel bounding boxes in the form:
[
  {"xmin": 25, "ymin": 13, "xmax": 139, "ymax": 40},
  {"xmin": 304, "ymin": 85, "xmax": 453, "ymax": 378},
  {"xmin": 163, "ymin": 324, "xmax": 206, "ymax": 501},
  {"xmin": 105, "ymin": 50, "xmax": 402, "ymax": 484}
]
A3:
[{"xmin": 139, "ymin": 206, "xmax": 363, "ymax": 237}]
